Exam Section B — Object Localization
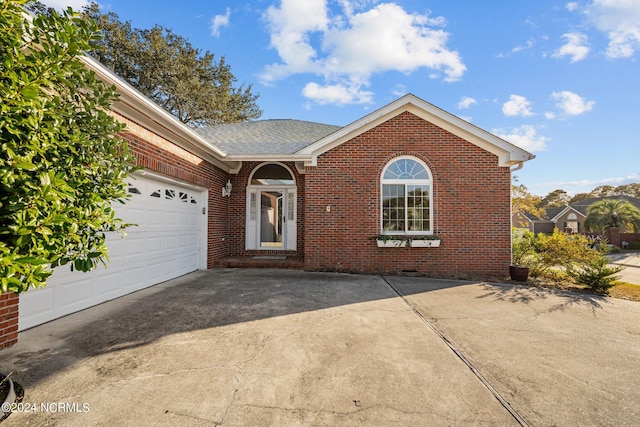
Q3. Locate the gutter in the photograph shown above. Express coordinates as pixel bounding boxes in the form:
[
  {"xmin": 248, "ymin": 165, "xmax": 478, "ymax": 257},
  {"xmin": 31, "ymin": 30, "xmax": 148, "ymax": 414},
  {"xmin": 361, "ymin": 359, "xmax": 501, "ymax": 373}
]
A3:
[
  {"xmin": 510, "ymin": 161, "xmax": 524, "ymax": 172},
  {"xmin": 79, "ymin": 55, "xmax": 241, "ymax": 174}
]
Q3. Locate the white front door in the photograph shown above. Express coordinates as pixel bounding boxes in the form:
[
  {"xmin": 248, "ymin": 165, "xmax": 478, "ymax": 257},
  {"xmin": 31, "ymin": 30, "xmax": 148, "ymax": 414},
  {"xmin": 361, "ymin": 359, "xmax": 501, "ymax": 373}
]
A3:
[{"xmin": 246, "ymin": 187, "xmax": 296, "ymax": 250}]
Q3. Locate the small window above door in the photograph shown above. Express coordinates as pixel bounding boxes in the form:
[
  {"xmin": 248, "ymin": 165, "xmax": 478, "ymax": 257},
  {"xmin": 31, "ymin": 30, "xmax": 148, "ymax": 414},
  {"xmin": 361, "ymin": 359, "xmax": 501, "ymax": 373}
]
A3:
[{"xmin": 250, "ymin": 164, "xmax": 294, "ymax": 186}]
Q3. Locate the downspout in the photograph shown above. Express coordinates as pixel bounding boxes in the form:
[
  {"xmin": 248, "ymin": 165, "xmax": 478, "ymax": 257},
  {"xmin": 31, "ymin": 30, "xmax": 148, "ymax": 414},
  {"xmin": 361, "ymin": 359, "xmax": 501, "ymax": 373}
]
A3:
[{"xmin": 509, "ymin": 161, "xmax": 524, "ymax": 266}]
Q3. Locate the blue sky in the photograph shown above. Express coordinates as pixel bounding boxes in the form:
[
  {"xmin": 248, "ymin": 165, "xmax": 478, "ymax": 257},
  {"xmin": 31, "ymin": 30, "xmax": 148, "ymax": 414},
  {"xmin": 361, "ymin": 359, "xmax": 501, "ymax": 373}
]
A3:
[{"xmin": 42, "ymin": 0, "xmax": 639, "ymax": 196}]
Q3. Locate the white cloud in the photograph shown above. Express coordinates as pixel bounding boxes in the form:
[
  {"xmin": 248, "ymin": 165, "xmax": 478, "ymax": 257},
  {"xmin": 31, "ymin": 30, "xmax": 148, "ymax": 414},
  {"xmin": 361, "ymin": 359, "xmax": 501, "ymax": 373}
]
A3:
[
  {"xmin": 552, "ymin": 32, "xmax": 590, "ymax": 62},
  {"xmin": 544, "ymin": 111, "xmax": 557, "ymax": 120},
  {"xmin": 494, "ymin": 125, "xmax": 549, "ymax": 152},
  {"xmin": 566, "ymin": 2, "xmax": 579, "ymax": 12},
  {"xmin": 540, "ymin": 173, "xmax": 640, "ymax": 194},
  {"xmin": 586, "ymin": 0, "xmax": 640, "ymax": 58},
  {"xmin": 302, "ymin": 82, "xmax": 374, "ymax": 105},
  {"xmin": 551, "ymin": 90, "xmax": 595, "ymax": 115},
  {"xmin": 211, "ymin": 8, "xmax": 231, "ymax": 38},
  {"xmin": 512, "ymin": 39, "xmax": 536, "ymax": 53},
  {"xmin": 261, "ymin": 1, "xmax": 466, "ymax": 105},
  {"xmin": 458, "ymin": 96, "xmax": 477, "ymax": 110},
  {"xmin": 391, "ymin": 84, "xmax": 408, "ymax": 97},
  {"xmin": 38, "ymin": 0, "xmax": 90, "ymax": 11},
  {"xmin": 502, "ymin": 95, "xmax": 534, "ymax": 117}
]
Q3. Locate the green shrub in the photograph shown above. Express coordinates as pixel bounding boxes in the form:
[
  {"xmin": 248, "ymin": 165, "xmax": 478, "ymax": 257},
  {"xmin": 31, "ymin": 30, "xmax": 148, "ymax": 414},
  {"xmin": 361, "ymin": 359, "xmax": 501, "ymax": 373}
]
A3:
[
  {"xmin": 511, "ymin": 229, "xmax": 537, "ymax": 266},
  {"xmin": 0, "ymin": 1, "xmax": 135, "ymax": 294},
  {"xmin": 567, "ymin": 255, "xmax": 623, "ymax": 293},
  {"xmin": 628, "ymin": 242, "xmax": 640, "ymax": 250}
]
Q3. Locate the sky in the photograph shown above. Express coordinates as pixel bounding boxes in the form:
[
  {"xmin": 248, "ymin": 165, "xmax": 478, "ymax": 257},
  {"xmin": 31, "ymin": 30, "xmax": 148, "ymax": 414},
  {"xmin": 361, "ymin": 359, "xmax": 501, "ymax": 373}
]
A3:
[{"xmin": 40, "ymin": 0, "xmax": 640, "ymax": 197}]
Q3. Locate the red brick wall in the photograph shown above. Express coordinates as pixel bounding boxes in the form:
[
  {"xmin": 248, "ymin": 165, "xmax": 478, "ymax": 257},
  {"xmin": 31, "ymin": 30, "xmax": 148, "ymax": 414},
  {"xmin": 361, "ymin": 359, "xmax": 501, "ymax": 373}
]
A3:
[
  {"xmin": 0, "ymin": 293, "xmax": 19, "ymax": 350},
  {"xmin": 227, "ymin": 161, "xmax": 305, "ymax": 257},
  {"xmin": 304, "ymin": 111, "xmax": 512, "ymax": 278},
  {"xmin": 620, "ymin": 233, "xmax": 640, "ymax": 244},
  {"xmin": 116, "ymin": 115, "xmax": 230, "ymax": 266}
]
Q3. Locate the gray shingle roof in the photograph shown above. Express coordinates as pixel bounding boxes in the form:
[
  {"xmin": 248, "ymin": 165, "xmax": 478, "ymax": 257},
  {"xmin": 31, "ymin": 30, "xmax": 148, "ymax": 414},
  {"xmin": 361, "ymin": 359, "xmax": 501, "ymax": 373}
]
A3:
[
  {"xmin": 194, "ymin": 119, "xmax": 342, "ymax": 155},
  {"xmin": 568, "ymin": 196, "xmax": 640, "ymax": 215}
]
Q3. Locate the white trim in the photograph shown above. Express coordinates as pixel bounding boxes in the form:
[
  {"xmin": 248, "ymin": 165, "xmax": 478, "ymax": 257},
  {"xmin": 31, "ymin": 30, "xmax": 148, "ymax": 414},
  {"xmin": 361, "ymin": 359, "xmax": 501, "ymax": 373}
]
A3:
[
  {"xmin": 381, "ymin": 156, "xmax": 434, "ymax": 236},
  {"xmin": 247, "ymin": 162, "xmax": 297, "ymax": 186},
  {"xmin": 246, "ymin": 163, "xmax": 297, "ymax": 250},
  {"xmin": 131, "ymin": 169, "xmax": 206, "ymax": 193},
  {"xmin": 297, "ymin": 94, "xmax": 535, "ymax": 168}
]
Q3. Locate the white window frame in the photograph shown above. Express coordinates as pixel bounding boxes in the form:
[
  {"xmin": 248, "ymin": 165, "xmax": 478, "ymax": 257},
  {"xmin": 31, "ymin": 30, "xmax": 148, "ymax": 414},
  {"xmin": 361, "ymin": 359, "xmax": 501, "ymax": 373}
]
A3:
[{"xmin": 380, "ymin": 156, "xmax": 433, "ymax": 236}]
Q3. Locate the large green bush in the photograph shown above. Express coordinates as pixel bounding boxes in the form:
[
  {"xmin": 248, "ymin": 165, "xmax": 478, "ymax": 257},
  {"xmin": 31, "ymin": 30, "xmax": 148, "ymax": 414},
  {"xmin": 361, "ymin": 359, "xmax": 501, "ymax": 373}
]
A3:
[
  {"xmin": 512, "ymin": 229, "xmax": 623, "ymax": 293},
  {"xmin": 0, "ymin": 0, "xmax": 135, "ymax": 294}
]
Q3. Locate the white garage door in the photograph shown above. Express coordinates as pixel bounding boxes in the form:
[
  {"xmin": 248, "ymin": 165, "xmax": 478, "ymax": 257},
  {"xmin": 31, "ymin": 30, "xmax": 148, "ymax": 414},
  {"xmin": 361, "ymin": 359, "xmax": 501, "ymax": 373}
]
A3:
[{"xmin": 19, "ymin": 172, "xmax": 208, "ymax": 330}]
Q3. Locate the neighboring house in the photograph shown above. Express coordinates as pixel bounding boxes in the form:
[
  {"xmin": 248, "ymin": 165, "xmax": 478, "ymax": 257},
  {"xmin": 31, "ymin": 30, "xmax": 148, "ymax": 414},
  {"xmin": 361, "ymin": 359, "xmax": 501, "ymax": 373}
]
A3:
[
  {"xmin": 513, "ymin": 196, "xmax": 640, "ymax": 234},
  {"xmin": 1, "ymin": 55, "xmax": 534, "ymax": 349}
]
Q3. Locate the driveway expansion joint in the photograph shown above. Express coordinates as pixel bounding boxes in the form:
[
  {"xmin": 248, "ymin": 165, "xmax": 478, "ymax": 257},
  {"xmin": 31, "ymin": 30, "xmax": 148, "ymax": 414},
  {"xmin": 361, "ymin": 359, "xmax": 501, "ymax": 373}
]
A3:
[{"xmin": 380, "ymin": 275, "xmax": 531, "ymax": 427}]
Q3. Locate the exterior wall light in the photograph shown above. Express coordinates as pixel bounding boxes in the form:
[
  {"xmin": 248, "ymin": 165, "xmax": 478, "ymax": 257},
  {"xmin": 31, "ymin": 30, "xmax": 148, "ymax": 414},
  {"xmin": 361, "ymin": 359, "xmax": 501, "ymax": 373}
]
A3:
[{"xmin": 222, "ymin": 180, "xmax": 232, "ymax": 197}]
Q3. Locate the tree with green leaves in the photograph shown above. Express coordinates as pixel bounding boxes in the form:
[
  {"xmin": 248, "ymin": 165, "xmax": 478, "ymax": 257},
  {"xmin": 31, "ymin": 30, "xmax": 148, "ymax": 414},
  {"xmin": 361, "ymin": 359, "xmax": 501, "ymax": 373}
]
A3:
[
  {"xmin": 511, "ymin": 177, "xmax": 545, "ymax": 226},
  {"xmin": 82, "ymin": 3, "xmax": 262, "ymax": 127},
  {"xmin": 0, "ymin": 0, "xmax": 135, "ymax": 294},
  {"xmin": 540, "ymin": 189, "xmax": 570, "ymax": 209},
  {"xmin": 584, "ymin": 199, "xmax": 640, "ymax": 233}
]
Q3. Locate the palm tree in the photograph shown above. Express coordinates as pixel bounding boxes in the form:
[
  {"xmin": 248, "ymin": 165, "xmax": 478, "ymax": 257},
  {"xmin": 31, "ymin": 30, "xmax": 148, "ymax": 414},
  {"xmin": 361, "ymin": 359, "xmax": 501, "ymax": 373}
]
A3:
[{"xmin": 584, "ymin": 199, "xmax": 640, "ymax": 233}]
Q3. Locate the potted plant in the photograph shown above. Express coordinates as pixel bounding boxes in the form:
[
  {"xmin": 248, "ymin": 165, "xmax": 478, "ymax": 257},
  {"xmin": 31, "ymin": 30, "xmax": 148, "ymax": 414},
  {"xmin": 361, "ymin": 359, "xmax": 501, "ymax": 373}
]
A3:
[
  {"xmin": 373, "ymin": 235, "xmax": 441, "ymax": 248},
  {"xmin": 407, "ymin": 235, "xmax": 442, "ymax": 247},
  {"xmin": 373, "ymin": 235, "xmax": 407, "ymax": 247},
  {"xmin": 510, "ymin": 230, "xmax": 536, "ymax": 281},
  {"xmin": 1, "ymin": 373, "xmax": 24, "ymax": 421}
]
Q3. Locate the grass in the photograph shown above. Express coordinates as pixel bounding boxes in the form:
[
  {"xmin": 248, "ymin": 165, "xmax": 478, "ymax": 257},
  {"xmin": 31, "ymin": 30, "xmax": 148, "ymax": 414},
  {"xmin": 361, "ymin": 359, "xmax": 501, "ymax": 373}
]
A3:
[
  {"xmin": 512, "ymin": 276, "xmax": 640, "ymax": 302},
  {"xmin": 609, "ymin": 282, "xmax": 640, "ymax": 301}
]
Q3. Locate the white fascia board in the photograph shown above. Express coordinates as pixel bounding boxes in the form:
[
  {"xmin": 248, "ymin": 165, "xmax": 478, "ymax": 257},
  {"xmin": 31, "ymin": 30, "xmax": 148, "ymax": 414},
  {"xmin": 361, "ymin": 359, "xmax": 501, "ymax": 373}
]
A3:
[
  {"xmin": 224, "ymin": 154, "xmax": 312, "ymax": 174},
  {"xmin": 298, "ymin": 93, "xmax": 536, "ymax": 167},
  {"xmin": 225, "ymin": 154, "xmax": 311, "ymax": 162},
  {"xmin": 80, "ymin": 55, "xmax": 240, "ymax": 174}
]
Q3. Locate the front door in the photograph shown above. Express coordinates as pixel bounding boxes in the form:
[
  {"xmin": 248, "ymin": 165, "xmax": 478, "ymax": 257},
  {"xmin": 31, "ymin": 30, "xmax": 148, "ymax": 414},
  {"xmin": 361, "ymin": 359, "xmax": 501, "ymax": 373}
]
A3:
[{"xmin": 247, "ymin": 187, "xmax": 296, "ymax": 250}]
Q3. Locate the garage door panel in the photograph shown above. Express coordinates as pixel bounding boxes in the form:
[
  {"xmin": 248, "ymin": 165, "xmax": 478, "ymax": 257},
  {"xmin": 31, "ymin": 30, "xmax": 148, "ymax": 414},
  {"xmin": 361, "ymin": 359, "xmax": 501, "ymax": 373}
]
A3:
[
  {"xmin": 94, "ymin": 271, "xmax": 125, "ymax": 300},
  {"xmin": 19, "ymin": 174, "xmax": 208, "ymax": 331}
]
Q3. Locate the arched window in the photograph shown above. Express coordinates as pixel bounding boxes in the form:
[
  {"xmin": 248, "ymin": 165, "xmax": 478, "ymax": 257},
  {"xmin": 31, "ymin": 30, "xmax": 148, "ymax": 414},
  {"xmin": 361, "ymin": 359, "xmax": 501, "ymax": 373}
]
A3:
[
  {"xmin": 381, "ymin": 156, "xmax": 433, "ymax": 235},
  {"xmin": 250, "ymin": 163, "xmax": 294, "ymax": 186},
  {"xmin": 565, "ymin": 212, "xmax": 579, "ymax": 233}
]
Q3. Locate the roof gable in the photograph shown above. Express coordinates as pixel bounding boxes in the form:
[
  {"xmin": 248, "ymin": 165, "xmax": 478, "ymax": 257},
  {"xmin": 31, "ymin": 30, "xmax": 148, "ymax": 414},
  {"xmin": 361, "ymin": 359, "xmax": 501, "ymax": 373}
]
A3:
[
  {"xmin": 296, "ymin": 93, "xmax": 535, "ymax": 167},
  {"xmin": 550, "ymin": 206, "xmax": 585, "ymax": 222}
]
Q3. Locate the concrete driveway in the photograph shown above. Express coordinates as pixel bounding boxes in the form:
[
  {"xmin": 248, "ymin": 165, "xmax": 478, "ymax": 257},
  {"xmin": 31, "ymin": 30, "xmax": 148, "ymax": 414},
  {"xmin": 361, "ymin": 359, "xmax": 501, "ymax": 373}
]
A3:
[
  {"xmin": 609, "ymin": 251, "xmax": 640, "ymax": 285},
  {"xmin": 2, "ymin": 269, "xmax": 639, "ymax": 426}
]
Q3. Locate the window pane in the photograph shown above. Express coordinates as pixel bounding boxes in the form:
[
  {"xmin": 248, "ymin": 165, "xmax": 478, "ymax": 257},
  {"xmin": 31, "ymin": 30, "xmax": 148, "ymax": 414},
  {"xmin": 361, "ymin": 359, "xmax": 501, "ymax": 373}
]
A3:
[
  {"xmin": 251, "ymin": 164, "xmax": 294, "ymax": 185},
  {"xmin": 383, "ymin": 158, "xmax": 430, "ymax": 180},
  {"xmin": 407, "ymin": 185, "xmax": 430, "ymax": 231},
  {"xmin": 288, "ymin": 190, "xmax": 295, "ymax": 220},
  {"xmin": 382, "ymin": 185, "xmax": 405, "ymax": 231}
]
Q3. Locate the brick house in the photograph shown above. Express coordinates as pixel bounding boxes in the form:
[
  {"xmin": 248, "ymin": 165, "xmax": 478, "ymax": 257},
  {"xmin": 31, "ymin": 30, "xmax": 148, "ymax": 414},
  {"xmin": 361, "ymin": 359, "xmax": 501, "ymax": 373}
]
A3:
[
  {"xmin": 1, "ymin": 55, "xmax": 534, "ymax": 349},
  {"xmin": 515, "ymin": 196, "xmax": 640, "ymax": 235}
]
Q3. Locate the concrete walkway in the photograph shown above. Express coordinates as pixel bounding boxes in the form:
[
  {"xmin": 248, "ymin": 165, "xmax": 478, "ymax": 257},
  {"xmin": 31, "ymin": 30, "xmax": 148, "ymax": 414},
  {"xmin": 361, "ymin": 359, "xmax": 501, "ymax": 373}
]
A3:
[{"xmin": 2, "ymin": 269, "xmax": 639, "ymax": 426}]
